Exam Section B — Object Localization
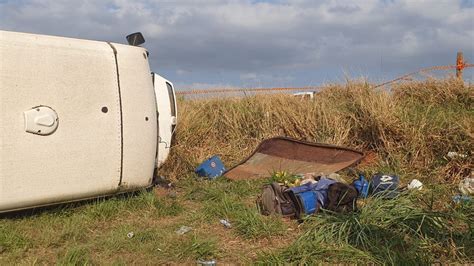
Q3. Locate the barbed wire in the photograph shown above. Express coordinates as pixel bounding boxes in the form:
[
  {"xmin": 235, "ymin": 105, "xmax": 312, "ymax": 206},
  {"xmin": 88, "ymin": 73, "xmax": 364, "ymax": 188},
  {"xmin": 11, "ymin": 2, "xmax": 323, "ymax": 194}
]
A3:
[
  {"xmin": 175, "ymin": 86, "xmax": 319, "ymax": 95},
  {"xmin": 372, "ymin": 63, "xmax": 473, "ymax": 89},
  {"xmin": 176, "ymin": 63, "xmax": 473, "ymax": 96}
]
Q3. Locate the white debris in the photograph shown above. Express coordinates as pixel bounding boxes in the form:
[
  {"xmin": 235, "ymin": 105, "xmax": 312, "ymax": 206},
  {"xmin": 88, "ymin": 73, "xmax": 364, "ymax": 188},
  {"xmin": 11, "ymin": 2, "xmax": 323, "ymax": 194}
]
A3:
[
  {"xmin": 459, "ymin": 177, "xmax": 474, "ymax": 195},
  {"xmin": 447, "ymin": 151, "xmax": 467, "ymax": 159},
  {"xmin": 407, "ymin": 179, "xmax": 423, "ymax": 190},
  {"xmin": 219, "ymin": 219, "xmax": 232, "ymax": 228},
  {"xmin": 175, "ymin": 226, "xmax": 192, "ymax": 235}
]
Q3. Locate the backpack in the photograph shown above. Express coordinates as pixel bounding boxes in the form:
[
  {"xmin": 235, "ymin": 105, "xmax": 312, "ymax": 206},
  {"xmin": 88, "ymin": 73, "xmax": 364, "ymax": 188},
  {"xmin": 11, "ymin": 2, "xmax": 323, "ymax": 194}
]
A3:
[{"xmin": 256, "ymin": 182, "xmax": 296, "ymax": 217}]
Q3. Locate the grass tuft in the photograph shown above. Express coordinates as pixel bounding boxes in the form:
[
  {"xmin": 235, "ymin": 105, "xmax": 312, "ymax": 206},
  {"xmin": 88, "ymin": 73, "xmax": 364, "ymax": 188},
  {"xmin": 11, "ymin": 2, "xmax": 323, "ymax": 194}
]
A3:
[
  {"xmin": 0, "ymin": 225, "xmax": 29, "ymax": 253},
  {"xmin": 57, "ymin": 246, "xmax": 92, "ymax": 266},
  {"xmin": 176, "ymin": 235, "xmax": 219, "ymax": 260}
]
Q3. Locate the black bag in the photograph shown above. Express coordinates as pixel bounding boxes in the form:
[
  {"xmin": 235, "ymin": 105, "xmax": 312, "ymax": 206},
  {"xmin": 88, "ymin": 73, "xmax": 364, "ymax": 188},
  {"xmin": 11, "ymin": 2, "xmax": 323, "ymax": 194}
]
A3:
[
  {"xmin": 256, "ymin": 182, "xmax": 296, "ymax": 217},
  {"xmin": 326, "ymin": 182, "xmax": 358, "ymax": 213},
  {"xmin": 282, "ymin": 188, "xmax": 310, "ymax": 220},
  {"xmin": 371, "ymin": 174, "xmax": 400, "ymax": 199}
]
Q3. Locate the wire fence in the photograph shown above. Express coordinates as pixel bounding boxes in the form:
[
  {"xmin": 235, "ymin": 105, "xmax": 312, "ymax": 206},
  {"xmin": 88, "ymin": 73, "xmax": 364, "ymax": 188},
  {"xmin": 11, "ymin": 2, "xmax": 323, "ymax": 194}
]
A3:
[
  {"xmin": 176, "ymin": 58, "xmax": 473, "ymax": 98},
  {"xmin": 373, "ymin": 63, "xmax": 473, "ymax": 89}
]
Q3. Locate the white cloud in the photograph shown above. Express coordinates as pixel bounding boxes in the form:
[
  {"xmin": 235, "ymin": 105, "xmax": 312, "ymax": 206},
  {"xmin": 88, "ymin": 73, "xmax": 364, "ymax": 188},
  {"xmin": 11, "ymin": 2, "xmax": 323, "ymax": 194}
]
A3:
[{"xmin": 1, "ymin": 0, "xmax": 472, "ymax": 88}]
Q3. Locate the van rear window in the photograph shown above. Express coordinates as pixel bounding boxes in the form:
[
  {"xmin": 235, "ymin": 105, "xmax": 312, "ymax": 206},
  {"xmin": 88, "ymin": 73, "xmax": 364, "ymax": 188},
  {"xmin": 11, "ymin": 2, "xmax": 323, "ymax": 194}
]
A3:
[{"xmin": 166, "ymin": 82, "xmax": 176, "ymax": 117}]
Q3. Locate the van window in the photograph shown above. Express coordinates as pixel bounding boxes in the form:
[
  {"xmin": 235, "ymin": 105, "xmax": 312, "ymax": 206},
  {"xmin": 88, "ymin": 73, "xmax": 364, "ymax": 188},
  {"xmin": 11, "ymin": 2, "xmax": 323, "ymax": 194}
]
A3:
[{"xmin": 166, "ymin": 82, "xmax": 176, "ymax": 117}]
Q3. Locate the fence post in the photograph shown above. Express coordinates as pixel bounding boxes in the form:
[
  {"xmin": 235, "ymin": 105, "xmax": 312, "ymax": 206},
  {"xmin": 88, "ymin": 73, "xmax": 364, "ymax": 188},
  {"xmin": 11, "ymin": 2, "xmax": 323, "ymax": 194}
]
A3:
[{"xmin": 456, "ymin": 51, "xmax": 464, "ymax": 80}]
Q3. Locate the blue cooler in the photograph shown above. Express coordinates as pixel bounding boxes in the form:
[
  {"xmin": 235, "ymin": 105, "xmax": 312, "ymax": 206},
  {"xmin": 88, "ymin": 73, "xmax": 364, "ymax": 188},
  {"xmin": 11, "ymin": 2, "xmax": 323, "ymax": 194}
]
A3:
[{"xmin": 195, "ymin": 156, "xmax": 226, "ymax": 179}]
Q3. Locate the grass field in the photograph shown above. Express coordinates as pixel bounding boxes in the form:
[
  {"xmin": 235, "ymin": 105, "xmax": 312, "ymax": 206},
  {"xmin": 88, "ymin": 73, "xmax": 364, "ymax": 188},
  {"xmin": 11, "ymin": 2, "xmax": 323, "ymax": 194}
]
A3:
[{"xmin": 1, "ymin": 77, "xmax": 473, "ymax": 264}]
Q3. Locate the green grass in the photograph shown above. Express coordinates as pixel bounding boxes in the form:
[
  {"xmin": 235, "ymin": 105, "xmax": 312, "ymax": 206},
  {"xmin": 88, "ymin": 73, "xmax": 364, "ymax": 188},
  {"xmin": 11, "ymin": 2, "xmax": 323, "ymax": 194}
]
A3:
[
  {"xmin": 1, "ymin": 176, "xmax": 473, "ymax": 264},
  {"xmin": 57, "ymin": 246, "xmax": 92, "ymax": 266},
  {"xmin": 0, "ymin": 177, "xmax": 294, "ymax": 264},
  {"xmin": 0, "ymin": 224, "xmax": 30, "ymax": 253},
  {"xmin": 175, "ymin": 235, "xmax": 219, "ymax": 260}
]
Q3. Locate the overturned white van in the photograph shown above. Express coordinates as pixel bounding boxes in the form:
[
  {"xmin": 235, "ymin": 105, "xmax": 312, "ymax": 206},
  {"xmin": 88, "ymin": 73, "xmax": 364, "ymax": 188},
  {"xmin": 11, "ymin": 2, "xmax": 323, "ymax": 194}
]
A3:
[{"xmin": 0, "ymin": 30, "xmax": 177, "ymax": 213}]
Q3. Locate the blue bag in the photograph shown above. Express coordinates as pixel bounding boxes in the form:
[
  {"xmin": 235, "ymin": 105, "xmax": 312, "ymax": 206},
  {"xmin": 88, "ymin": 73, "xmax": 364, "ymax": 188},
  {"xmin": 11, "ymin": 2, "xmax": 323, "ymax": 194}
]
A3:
[
  {"xmin": 313, "ymin": 178, "xmax": 337, "ymax": 207},
  {"xmin": 297, "ymin": 191, "xmax": 318, "ymax": 214},
  {"xmin": 288, "ymin": 183, "xmax": 318, "ymax": 215},
  {"xmin": 287, "ymin": 178, "xmax": 337, "ymax": 216}
]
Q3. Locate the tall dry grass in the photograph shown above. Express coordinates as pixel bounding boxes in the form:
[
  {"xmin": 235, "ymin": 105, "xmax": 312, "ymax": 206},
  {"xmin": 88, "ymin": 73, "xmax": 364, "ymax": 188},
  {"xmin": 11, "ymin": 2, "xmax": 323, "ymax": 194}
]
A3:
[{"xmin": 161, "ymin": 78, "xmax": 473, "ymax": 184}]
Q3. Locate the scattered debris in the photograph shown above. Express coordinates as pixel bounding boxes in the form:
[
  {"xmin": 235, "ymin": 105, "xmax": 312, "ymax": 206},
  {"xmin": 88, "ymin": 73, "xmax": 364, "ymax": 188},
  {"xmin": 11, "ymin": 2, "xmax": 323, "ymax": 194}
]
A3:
[
  {"xmin": 225, "ymin": 137, "xmax": 364, "ymax": 180},
  {"xmin": 127, "ymin": 232, "xmax": 134, "ymax": 239},
  {"xmin": 327, "ymin": 173, "xmax": 347, "ymax": 184},
  {"xmin": 453, "ymin": 194, "xmax": 471, "ymax": 204},
  {"xmin": 197, "ymin": 259, "xmax": 217, "ymax": 266},
  {"xmin": 219, "ymin": 219, "xmax": 232, "ymax": 228},
  {"xmin": 447, "ymin": 151, "xmax": 467, "ymax": 159},
  {"xmin": 175, "ymin": 226, "xmax": 192, "ymax": 235},
  {"xmin": 458, "ymin": 177, "xmax": 474, "ymax": 195},
  {"xmin": 153, "ymin": 175, "xmax": 173, "ymax": 188},
  {"xmin": 300, "ymin": 177, "xmax": 317, "ymax": 186},
  {"xmin": 167, "ymin": 190, "xmax": 177, "ymax": 199},
  {"xmin": 407, "ymin": 179, "xmax": 423, "ymax": 191},
  {"xmin": 195, "ymin": 155, "xmax": 226, "ymax": 179}
]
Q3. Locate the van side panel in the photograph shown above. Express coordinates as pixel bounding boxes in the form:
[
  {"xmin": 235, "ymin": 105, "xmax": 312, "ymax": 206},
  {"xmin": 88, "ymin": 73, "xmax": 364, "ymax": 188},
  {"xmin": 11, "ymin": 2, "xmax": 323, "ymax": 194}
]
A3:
[
  {"xmin": 114, "ymin": 44, "xmax": 157, "ymax": 189},
  {"xmin": 0, "ymin": 30, "xmax": 122, "ymax": 211}
]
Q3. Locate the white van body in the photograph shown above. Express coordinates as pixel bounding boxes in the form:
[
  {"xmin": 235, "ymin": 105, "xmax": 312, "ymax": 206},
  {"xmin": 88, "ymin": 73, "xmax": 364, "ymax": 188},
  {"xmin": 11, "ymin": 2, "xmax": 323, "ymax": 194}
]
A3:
[
  {"xmin": 0, "ymin": 30, "xmax": 176, "ymax": 213},
  {"xmin": 153, "ymin": 73, "xmax": 177, "ymax": 168}
]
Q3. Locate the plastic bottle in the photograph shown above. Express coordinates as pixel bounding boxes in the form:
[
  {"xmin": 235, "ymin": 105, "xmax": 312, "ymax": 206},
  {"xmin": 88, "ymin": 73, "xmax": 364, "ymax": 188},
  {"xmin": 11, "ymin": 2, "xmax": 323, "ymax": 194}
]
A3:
[
  {"xmin": 219, "ymin": 219, "xmax": 232, "ymax": 228},
  {"xmin": 354, "ymin": 174, "xmax": 369, "ymax": 198},
  {"xmin": 360, "ymin": 174, "xmax": 369, "ymax": 198}
]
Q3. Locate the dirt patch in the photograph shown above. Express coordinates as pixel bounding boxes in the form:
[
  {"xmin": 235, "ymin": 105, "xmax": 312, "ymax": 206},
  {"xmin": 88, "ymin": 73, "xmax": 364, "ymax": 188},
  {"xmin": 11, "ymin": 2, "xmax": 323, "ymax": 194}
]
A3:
[{"xmin": 358, "ymin": 151, "xmax": 380, "ymax": 168}]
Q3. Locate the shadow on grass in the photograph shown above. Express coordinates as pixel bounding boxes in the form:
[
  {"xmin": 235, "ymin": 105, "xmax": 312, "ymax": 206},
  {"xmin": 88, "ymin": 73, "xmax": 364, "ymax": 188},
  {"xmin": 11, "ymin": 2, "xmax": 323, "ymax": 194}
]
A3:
[{"xmin": 0, "ymin": 185, "xmax": 181, "ymax": 220}]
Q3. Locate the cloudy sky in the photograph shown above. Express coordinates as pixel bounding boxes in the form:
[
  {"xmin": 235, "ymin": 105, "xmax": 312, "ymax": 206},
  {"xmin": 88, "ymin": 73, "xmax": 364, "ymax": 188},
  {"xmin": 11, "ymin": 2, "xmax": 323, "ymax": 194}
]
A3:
[{"xmin": 1, "ymin": 0, "xmax": 473, "ymax": 89}]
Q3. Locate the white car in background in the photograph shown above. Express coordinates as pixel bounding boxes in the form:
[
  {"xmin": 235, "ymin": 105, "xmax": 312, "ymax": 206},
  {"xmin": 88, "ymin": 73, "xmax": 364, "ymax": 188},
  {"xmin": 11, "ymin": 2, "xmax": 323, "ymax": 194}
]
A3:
[{"xmin": 292, "ymin": 91, "xmax": 315, "ymax": 99}]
